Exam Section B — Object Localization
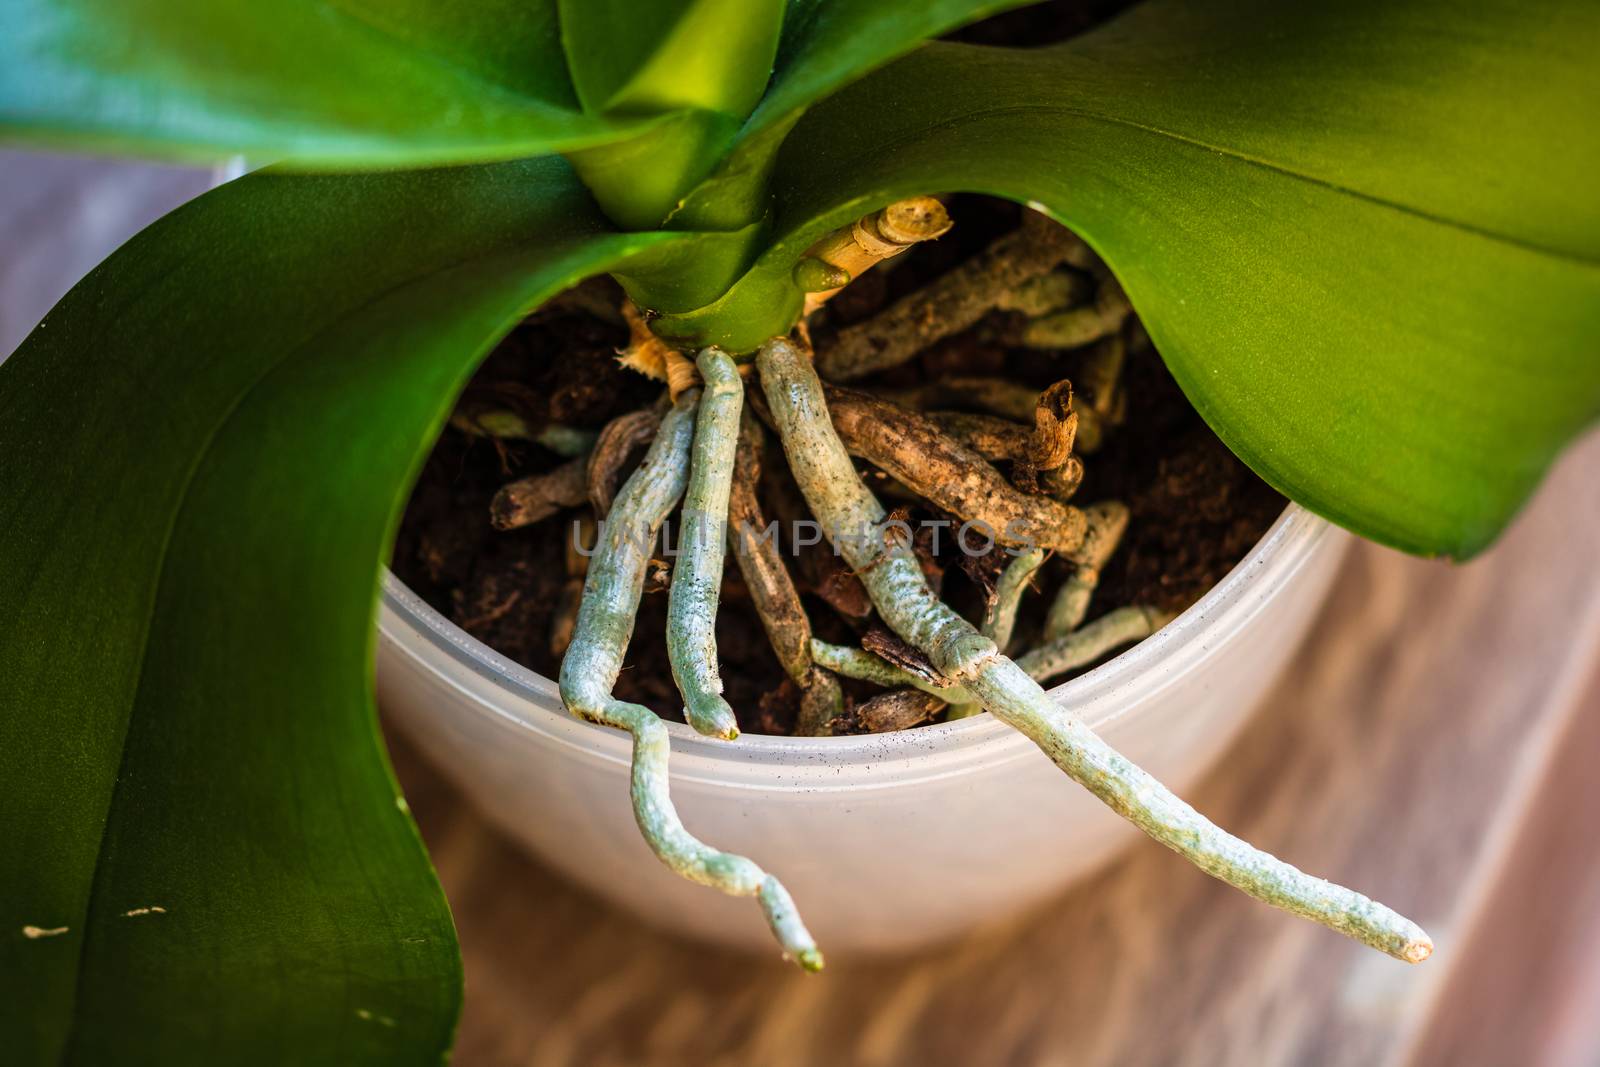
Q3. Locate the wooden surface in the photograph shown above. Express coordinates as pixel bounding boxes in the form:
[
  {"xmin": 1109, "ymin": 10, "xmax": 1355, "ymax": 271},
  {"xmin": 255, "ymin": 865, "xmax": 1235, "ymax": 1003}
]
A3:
[{"xmin": 390, "ymin": 433, "xmax": 1600, "ymax": 1067}]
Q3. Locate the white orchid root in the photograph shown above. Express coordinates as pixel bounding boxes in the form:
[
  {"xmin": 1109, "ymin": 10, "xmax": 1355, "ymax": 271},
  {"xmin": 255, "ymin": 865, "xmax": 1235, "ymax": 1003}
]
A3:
[
  {"xmin": 666, "ymin": 347, "xmax": 744, "ymax": 740},
  {"xmin": 1045, "ymin": 500, "xmax": 1130, "ymax": 640},
  {"xmin": 813, "ymin": 605, "xmax": 1166, "ymax": 720},
  {"xmin": 757, "ymin": 335, "xmax": 1431, "ymax": 964},
  {"xmin": 983, "ymin": 547, "xmax": 1049, "ymax": 653},
  {"xmin": 811, "ymin": 637, "xmax": 977, "ymax": 703},
  {"xmin": 1016, "ymin": 605, "xmax": 1171, "ymax": 683},
  {"xmin": 558, "ymin": 389, "xmax": 822, "ymax": 971}
]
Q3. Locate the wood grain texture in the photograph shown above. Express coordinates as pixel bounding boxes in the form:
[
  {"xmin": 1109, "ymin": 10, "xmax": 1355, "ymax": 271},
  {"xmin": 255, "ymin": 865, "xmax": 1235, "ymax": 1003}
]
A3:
[
  {"xmin": 389, "ymin": 432, "xmax": 1600, "ymax": 1067},
  {"xmin": 1409, "ymin": 661, "xmax": 1600, "ymax": 1067}
]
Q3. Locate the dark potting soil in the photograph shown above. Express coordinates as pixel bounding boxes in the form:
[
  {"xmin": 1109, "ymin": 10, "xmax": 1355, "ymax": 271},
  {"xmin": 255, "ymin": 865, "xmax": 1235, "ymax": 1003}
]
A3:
[{"xmin": 390, "ymin": 195, "xmax": 1284, "ymax": 736}]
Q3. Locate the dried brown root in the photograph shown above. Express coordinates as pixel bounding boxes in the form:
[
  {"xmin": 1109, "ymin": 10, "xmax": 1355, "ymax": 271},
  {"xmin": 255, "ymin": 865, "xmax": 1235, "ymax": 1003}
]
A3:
[
  {"xmin": 810, "ymin": 638, "xmax": 971, "ymax": 701},
  {"xmin": 883, "ymin": 374, "xmax": 1105, "ymax": 456},
  {"xmin": 616, "ymin": 299, "xmax": 673, "ymax": 380},
  {"xmin": 879, "ymin": 375, "xmax": 1039, "ymax": 422},
  {"xmin": 928, "ymin": 411, "xmax": 1031, "ymax": 464},
  {"xmin": 586, "ymin": 405, "xmax": 664, "ymax": 519},
  {"xmin": 816, "ymin": 209, "xmax": 1084, "ymax": 382},
  {"xmin": 1018, "ymin": 275, "xmax": 1131, "ymax": 350},
  {"xmin": 993, "ymin": 268, "xmax": 1093, "ymax": 316},
  {"xmin": 661, "ymin": 347, "xmax": 699, "ymax": 401},
  {"xmin": 861, "ymin": 626, "xmax": 943, "ymax": 686},
  {"xmin": 928, "ymin": 412, "xmax": 1084, "ymax": 500},
  {"xmin": 855, "ymin": 688, "xmax": 946, "ymax": 733},
  {"xmin": 822, "ymin": 385, "xmax": 1087, "ymax": 553},
  {"xmin": 490, "ymin": 454, "xmax": 589, "ymax": 530},
  {"xmin": 1029, "ymin": 380, "xmax": 1078, "ymax": 471},
  {"xmin": 726, "ymin": 409, "xmax": 843, "ymax": 735},
  {"xmin": 1041, "ymin": 458, "xmax": 1085, "ymax": 501},
  {"xmin": 1078, "ymin": 333, "xmax": 1128, "ymax": 423}
]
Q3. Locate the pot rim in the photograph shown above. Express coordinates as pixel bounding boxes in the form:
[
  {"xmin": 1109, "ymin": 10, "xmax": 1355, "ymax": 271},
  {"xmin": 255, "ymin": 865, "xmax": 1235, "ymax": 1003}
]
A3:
[{"xmin": 380, "ymin": 501, "xmax": 1341, "ymax": 788}]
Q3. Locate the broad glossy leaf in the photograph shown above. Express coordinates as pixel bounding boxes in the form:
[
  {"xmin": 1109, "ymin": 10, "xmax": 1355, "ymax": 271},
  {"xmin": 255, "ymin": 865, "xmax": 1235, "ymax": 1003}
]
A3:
[
  {"xmin": 0, "ymin": 160, "xmax": 676, "ymax": 1063},
  {"xmin": 748, "ymin": 0, "xmax": 1038, "ymax": 142},
  {"xmin": 556, "ymin": 0, "xmax": 786, "ymax": 229},
  {"xmin": 674, "ymin": 0, "xmax": 1600, "ymax": 557},
  {"xmin": 559, "ymin": 0, "xmax": 784, "ymax": 117},
  {"xmin": 0, "ymin": 0, "xmax": 647, "ymax": 166},
  {"xmin": 667, "ymin": 0, "xmax": 1037, "ymax": 230}
]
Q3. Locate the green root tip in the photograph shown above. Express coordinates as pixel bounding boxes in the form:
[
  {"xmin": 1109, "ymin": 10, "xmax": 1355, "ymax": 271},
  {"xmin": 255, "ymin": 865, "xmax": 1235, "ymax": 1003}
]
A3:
[
  {"xmin": 793, "ymin": 257, "xmax": 851, "ymax": 292},
  {"xmin": 796, "ymin": 948, "xmax": 825, "ymax": 972},
  {"xmin": 684, "ymin": 697, "xmax": 740, "ymax": 740}
]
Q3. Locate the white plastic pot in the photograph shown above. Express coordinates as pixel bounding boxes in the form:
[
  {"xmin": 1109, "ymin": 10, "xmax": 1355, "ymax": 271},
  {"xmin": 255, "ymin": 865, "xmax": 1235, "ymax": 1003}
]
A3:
[{"xmin": 377, "ymin": 503, "xmax": 1348, "ymax": 957}]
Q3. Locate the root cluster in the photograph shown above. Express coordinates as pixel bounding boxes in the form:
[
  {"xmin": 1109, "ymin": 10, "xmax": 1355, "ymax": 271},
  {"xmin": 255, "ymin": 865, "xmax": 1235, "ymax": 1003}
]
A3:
[{"xmin": 468, "ymin": 203, "xmax": 1430, "ymax": 970}]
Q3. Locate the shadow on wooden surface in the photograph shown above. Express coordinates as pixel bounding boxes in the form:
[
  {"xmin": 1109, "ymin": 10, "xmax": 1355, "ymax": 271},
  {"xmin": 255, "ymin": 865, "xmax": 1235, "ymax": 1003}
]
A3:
[{"xmin": 389, "ymin": 432, "xmax": 1600, "ymax": 1067}]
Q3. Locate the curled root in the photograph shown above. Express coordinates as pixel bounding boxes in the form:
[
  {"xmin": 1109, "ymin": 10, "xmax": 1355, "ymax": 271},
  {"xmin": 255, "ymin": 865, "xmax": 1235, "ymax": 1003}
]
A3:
[{"xmin": 559, "ymin": 389, "xmax": 821, "ymax": 970}]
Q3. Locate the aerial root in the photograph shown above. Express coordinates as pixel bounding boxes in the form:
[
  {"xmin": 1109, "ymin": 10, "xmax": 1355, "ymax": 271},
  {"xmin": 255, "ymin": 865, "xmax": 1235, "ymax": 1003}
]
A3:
[
  {"xmin": 667, "ymin": 348, "xmax": 744, "ymax": 740},
  {"xmin": 1045, "ymin": 500, "xmax": 1131, "ymax": 640},
  {"xmin": 1016, "ymin": 606, "xmax": 1171, "ymax": 684},
  {"xmin": 759, "ymin": 334, "xmax": 1431, "ymax": 962},
  {"xmin": 1019, "ymin": 274, "xmax": 1131, "ymax": 350},
  {"xmin": 811, "ymin": 604, "xmax": 1164, "ymax": 722},
  {"xmin": 586, "ymin": 405, "xmax": 663, "ymax": 519},
  {"xmin": 558, "ymin": 389, "xmax": 821, "ymax": 969},
  {"xmin": 983, "ymin": 547, "xmax": 1049, "ymax": 653}
]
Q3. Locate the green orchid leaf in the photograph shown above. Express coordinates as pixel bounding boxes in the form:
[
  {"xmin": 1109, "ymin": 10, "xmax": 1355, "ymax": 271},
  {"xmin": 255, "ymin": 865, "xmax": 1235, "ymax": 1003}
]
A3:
[
  {"xmin": 557, "ymin": 0, "xmax": 786, "ymax": 229},
  {"xmin": 0, "ymin": 0, "xmax": 650, "ymax": 166},
  {"xmin": 750, "ymin": 0, "xmax": 1038, "ymax": 143},
  {"xmin": 0, "ymin": 159, "xmax": 677, "ymax": 1064},
  {"xmin": 673, "ymin": 0, "xmax": 1600, "ymax": 558},
  {"xmin": 667, "ymin": 0, "xmax": 1038, "ymax": 230},
  {"xmin": 559, "ymin": 0, "xmax": 784, "ymax": 118}
]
